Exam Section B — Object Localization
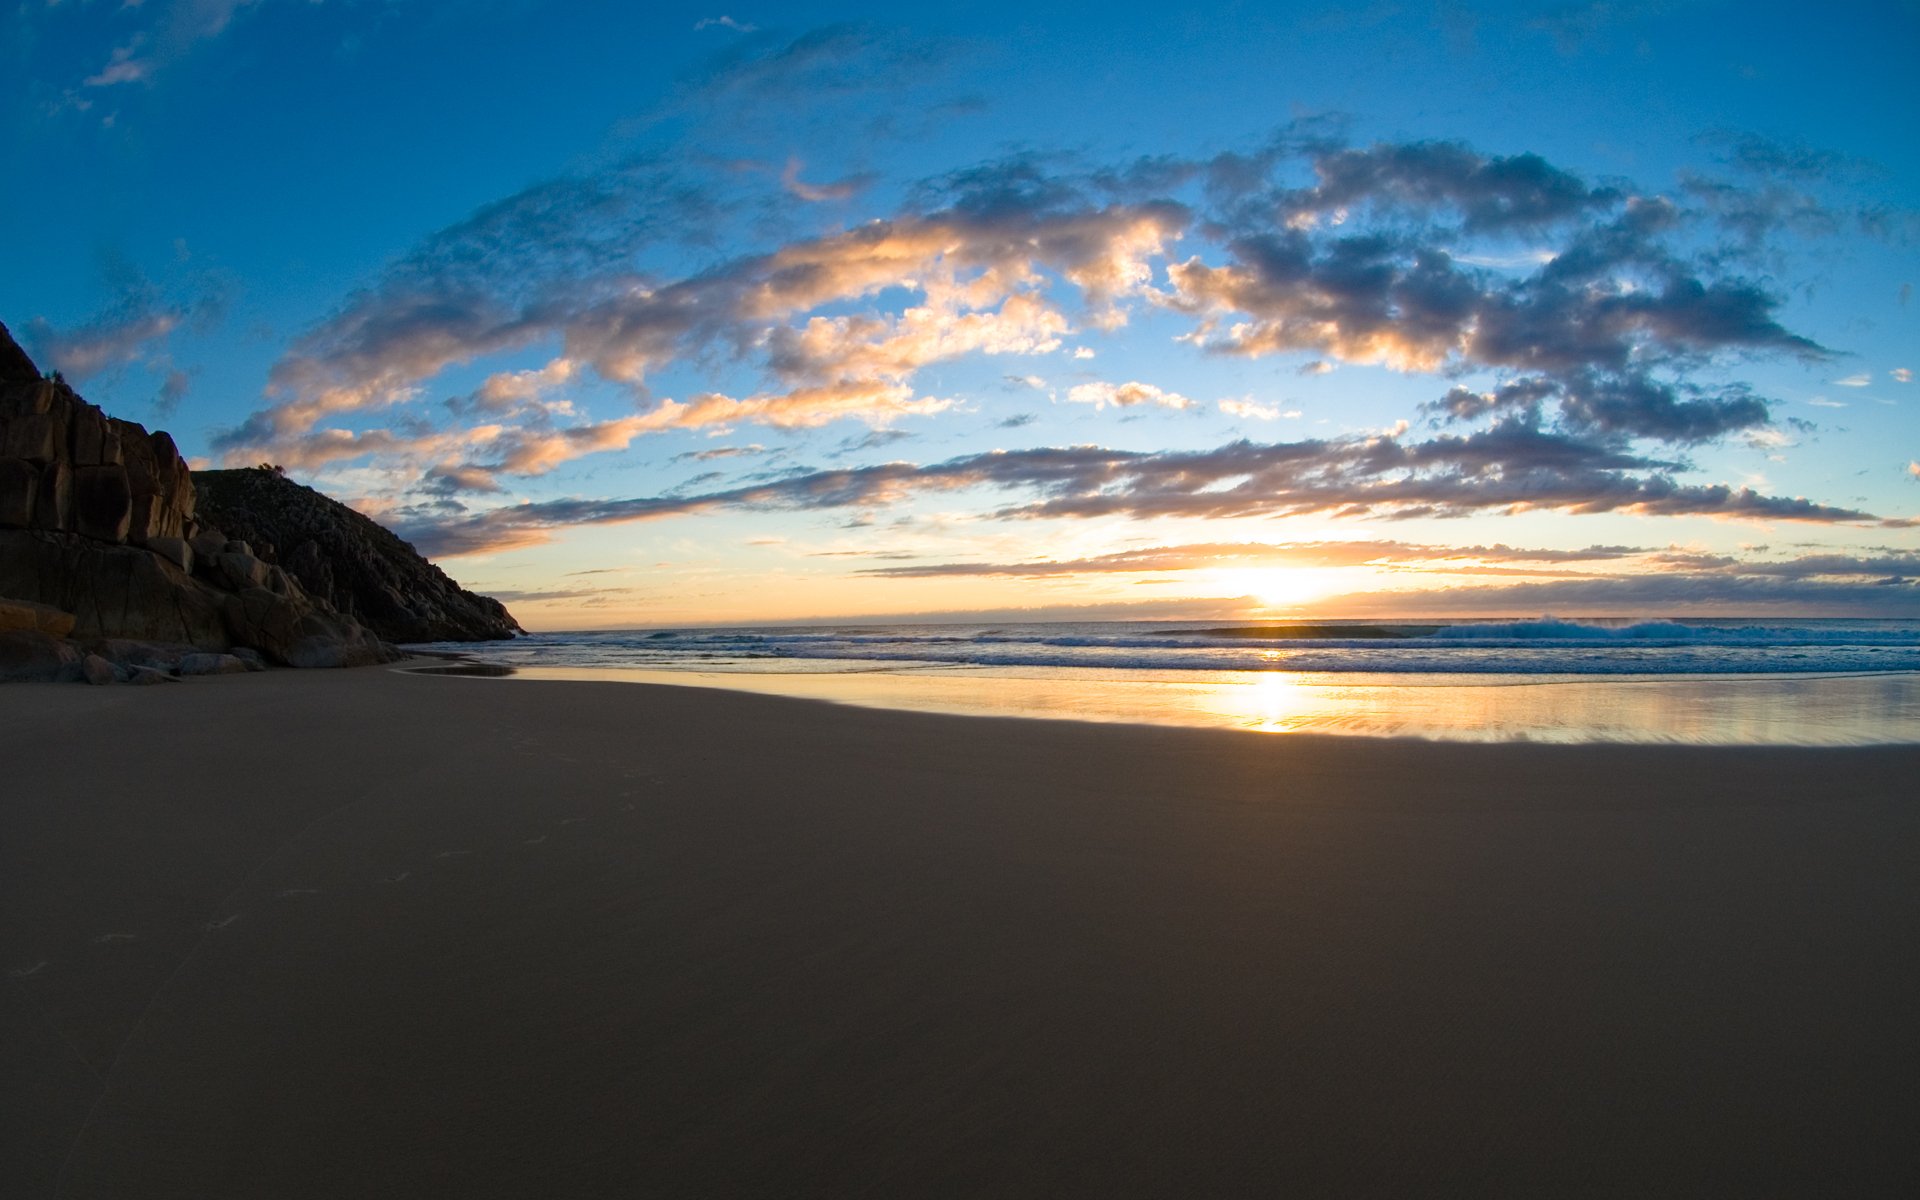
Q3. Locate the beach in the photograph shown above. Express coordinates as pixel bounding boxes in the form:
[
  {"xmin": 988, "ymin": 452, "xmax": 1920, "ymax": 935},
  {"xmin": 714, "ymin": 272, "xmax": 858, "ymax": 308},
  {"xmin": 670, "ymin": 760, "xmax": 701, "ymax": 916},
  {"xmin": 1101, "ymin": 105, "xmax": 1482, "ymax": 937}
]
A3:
[{"xmin": 4, "ymin": 664, "xmax": 1917, "ymax": 1196}]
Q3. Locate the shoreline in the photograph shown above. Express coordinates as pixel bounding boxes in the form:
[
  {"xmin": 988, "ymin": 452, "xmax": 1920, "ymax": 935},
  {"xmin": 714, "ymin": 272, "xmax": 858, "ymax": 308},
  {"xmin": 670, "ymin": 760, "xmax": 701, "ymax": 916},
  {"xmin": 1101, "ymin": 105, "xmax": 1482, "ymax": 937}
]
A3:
[
  {"xmin": 5, "ymin": 665, "xmax": 1917, "ymax": 1195},
  {"xmin": 400, "ymin": 658, "xmax": 1920, "ymax": 747}
]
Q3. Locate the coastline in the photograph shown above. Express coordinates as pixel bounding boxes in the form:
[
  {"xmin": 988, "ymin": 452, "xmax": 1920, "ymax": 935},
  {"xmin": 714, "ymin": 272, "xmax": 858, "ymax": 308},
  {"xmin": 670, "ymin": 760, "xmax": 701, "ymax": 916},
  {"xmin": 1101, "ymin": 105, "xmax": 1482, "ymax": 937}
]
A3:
[
  {"xmin": 406, "ymin": 658, "xmax": 1920, "ymax": 746},
  {"xmin": 5, "ymin": 664, "xmax": 1917, "ymax": 1195}
]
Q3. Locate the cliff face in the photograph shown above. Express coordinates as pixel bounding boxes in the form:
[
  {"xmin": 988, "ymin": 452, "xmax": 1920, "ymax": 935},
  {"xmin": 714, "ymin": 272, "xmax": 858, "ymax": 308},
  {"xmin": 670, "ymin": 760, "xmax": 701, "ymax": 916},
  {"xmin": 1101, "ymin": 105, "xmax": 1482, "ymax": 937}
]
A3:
[
  {"xmin": 195, "ymin": 468, "xmax": 523, "ymax": 643},
  {"xmin": 0, "ymin": 318, "xmax": 517, "ymax": 678}
]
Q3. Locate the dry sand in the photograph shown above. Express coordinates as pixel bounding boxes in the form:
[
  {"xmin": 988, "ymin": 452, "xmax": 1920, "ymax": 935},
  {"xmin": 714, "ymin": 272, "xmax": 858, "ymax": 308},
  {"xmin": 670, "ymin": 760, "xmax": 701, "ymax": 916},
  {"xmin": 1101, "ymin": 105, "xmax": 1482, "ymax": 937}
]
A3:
[{"xmin": 3, "ymin": 663, "xmax": 1916, "ymax": 1197}]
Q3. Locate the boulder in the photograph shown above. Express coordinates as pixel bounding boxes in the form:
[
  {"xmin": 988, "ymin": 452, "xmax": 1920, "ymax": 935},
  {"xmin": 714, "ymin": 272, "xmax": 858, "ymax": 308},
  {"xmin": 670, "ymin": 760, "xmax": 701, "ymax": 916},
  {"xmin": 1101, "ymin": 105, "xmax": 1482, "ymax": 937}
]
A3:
[
  {"xmin": 80, "ymin": 653, "xmax": 115, "ymax": 686},
  {"xmin": 0, "ymin": 597, "xmax": 77, "ymax": 637},
  {"xmin": 146, "ymin": 535, "xmax": 193, "ymax": 574},
  {"xmin": 123, "ymin": 665, "xmax": 175, "ymax": 685},
  {"xmin": 0, "ymin": 629, "xmax": 80, "ymax": 682},
  {"xmin": 83, "ymin": 638, "xmax": 189, "ymax": 670},
  {"xmin": 210, "ymin": 550, "xmax": 272, "ymax": 593}
]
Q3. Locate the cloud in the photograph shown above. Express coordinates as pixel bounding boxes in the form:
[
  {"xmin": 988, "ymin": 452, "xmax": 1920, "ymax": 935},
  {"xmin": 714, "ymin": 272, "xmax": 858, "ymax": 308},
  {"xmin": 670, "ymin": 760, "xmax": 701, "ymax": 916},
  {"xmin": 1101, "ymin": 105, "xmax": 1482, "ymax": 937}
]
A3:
[
  {"xmin": 780, "ymin": 158, "xmax": 874, "ymax": 203},
  {"xmin": 1218, "ymin": 398, "xmax": 1300, "ymax": 421},
  {"xmin": 215, "ymin": 110, "xmax": 1882, "ymax": 549},
  {"xmin": 1278, "ymin": 140, "xmax": 1618, "ymax": 233},
  {"xmin": 396, "ymin": 423, "xmax": 1876, "ymax": 557},
  {"xmin": 154, "ymin": 367, "xmax": 191, "ymax": 415},
  {"xmin": 1894, "ymin": 368, "xmax": 1912, "ymax": 383},
  {"xmin": 671, "ymin": 443, "xmax": 768, "ymax": 462},
  {"xmin": 23, "ymin": 265, "xmax": 210, "ymax": 382},
  {"xmin": 1167, "ymin": 224, "xmax": 1824, "ymax": 376},
  {"xmin": 1067, "ymin": 380, "xmax": 1193, "ymax": 410},
  {"xmin": 1834, "ymin": 373, "xmax": 1872, "ymax": 387},
  {"xmin": 218, "ymin": 191, "xmax": 1179, "ymax": 465},
  {"xmin": 84, "ymin": 44, "xmax": 154, "ymax": 88},
  {"xmin": 695, "ymin": 16, "xmax": 758, "ymax": 33},
  {"xmin": 1329, "ymin": 573, "xmax": 1917, "ymax": 616},
  {"xmin": 854, "ymin": 538, "xmax": 1647, "ymax": 578},
  {"xmin": 83, "ymin": 0, "xmax": 262, "ymax": 89},
  {"xmin": 1909, "ymin": 461, "xmax": 1919, "ymax": 480}
]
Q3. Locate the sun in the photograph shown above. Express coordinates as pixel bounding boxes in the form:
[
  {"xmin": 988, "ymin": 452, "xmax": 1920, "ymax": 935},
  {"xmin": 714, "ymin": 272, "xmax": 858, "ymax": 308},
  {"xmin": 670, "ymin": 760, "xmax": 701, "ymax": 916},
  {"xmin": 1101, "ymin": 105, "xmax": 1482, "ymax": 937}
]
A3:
[{"xmin": 1213, "ymin": 568, "xmax": 1326, "ymax": 610}]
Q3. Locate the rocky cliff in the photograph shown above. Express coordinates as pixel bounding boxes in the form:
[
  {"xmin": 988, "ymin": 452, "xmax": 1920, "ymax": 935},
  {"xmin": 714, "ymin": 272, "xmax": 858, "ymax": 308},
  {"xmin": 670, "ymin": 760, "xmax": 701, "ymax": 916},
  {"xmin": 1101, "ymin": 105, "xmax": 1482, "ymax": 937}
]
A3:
[
  {"xmin": 0, "ymin": 318, "xmax": 517, "ymax": 682},
  {"xmin": 195, "ymin": 468, "xmax": 522, "ymax": 643}
]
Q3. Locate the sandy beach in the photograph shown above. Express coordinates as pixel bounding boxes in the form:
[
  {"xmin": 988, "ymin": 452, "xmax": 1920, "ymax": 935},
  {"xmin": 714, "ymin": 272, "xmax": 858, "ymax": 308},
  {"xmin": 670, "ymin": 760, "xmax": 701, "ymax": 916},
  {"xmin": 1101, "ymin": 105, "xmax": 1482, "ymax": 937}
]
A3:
[{"xmin": 3, "ymin": 664, "xmax": 1916, "ymax": 1197}]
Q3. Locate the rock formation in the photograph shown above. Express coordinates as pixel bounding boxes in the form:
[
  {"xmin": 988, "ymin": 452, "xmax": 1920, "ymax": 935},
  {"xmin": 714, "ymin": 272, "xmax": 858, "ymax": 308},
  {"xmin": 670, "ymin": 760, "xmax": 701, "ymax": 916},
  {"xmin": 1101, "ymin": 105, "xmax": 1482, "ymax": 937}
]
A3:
[
  {"xmin": 0, "ymin": 319, "xmax": 516, "ymax": 682},
  {"xmin": 195, "ymin": 468, "xmax": 523, "ymax": 643}
]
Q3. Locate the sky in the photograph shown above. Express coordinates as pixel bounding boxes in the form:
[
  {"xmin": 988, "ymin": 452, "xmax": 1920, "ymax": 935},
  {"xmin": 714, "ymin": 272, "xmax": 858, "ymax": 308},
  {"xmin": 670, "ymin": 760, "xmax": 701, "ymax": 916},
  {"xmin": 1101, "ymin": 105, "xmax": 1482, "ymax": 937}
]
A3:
[{"xmin": 4, "ymin": 0, "xmax": 1917, "ymax": 629}]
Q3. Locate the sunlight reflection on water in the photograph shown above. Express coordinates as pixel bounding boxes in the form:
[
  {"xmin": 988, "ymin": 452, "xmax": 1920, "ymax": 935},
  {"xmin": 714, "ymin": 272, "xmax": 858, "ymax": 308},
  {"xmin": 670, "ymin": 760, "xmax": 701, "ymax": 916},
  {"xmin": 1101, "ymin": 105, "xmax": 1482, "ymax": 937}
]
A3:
[{"xmin": 408, "ymin": 661, "xmax": 1920, "ymax": 746}]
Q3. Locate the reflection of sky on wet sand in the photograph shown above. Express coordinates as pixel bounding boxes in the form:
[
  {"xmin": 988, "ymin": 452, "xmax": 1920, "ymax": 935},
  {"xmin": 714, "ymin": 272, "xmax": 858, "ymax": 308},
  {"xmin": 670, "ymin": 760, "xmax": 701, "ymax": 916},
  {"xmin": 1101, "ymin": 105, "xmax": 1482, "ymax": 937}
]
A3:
[{"xmin": 419, "ymin": 664, "xmax": 1920, "ymax": 747}]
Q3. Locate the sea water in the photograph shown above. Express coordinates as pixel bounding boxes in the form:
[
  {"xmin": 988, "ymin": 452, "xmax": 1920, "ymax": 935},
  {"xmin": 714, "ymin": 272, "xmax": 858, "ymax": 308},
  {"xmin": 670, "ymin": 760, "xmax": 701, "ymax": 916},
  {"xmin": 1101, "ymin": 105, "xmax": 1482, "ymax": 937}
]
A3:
[{"xmin": 407, "ymin": 617, "xmax": 1920, "ymax": 745}]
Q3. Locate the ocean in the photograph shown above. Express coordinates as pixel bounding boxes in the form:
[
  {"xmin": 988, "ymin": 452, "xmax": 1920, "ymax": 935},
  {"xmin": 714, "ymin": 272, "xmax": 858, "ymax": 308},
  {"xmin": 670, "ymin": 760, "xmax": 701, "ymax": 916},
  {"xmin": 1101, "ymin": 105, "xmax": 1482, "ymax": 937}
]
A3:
[{"xmin": 408, "ymin": 616, "xmax": 1920, "ymax": 746}]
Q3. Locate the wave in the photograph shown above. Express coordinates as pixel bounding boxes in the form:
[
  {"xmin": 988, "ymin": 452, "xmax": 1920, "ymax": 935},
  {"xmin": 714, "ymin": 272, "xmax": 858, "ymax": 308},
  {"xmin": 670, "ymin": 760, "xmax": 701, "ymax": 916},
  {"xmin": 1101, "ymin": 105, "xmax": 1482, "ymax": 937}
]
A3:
[{"xmin": 413, "ymin": 616, "xmax": 1920, "ymax": 678}]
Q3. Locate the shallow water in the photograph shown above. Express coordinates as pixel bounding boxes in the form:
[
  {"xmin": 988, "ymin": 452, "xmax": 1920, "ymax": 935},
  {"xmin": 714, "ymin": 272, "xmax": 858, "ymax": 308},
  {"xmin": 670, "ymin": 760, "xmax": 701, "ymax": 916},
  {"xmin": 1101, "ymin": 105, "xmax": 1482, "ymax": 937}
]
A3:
[
  {"xmin": 407, "ymin": 617, "xmax": 1920, "ymax": 745},
  {"xmin": 407, "ymin": 660, "xmax": 1920, "ymax": 746}
]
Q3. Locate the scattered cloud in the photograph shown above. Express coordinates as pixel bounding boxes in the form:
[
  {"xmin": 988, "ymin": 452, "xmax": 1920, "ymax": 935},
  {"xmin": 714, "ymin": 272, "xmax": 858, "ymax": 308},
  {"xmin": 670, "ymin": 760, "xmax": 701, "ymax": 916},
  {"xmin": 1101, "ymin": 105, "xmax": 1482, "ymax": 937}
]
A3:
[
  {"xmin": 780, "ymin": 157, "xmax": 875, "ymax": 203},
  {"xmin": 1067, "ymin": 380, "xmax": 1193, "ymax": 410},
  {"xmin": 1895, "ymin": 368, "xmax": 1912, "ymax": 383},
  {"xmin": 82, "ymin": 0, "xmax": 263, "ymax": 90},
  {"xmin": 1833, "ymin": 373, "xmax": 1872, "ymax": 387},
  {"xmin": 179, "ymin": 91, "xmax": 1892, "ymax": 565},
  {"xmin": 1217, "ymin": 398, "xmax": 1300, "ymax": 421},
  {"xmin": 854, "ymin": 538, "xmax": 1648, "ymax": 578},
  {"xmin": 396, "ymin": 422, "xmax": 1877, "ymax": 558},
  {"xmin": 24, "ymin": 262, "xmax": 216, "ymax": 383},
  {"xmin": 672, "ymin": 443, "xmax": 768, "ymax": 463},
  {"xmin": 695, "ymin": 16, "xmax": 758, "ymax": 33}
]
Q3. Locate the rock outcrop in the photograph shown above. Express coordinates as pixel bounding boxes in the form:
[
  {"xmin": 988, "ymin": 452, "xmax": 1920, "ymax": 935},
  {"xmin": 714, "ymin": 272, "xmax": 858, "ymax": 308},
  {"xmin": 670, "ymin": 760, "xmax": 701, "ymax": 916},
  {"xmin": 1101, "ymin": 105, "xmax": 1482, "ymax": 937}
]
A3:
[
  {"xmin": 195, "ymin": 468, "xmax": 523, "ymax": 643},
  {"xmin": 0, "ymin": 319, "xmax": 517, "ymax": 680}
]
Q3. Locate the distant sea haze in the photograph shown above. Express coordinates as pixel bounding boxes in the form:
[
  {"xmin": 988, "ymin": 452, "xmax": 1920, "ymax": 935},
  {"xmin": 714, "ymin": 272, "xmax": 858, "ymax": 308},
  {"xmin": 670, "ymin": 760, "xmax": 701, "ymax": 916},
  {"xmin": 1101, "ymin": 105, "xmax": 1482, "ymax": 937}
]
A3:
[{"xmin": 419, "ymin": 617, "xmax": 1920, "ymax": 678}]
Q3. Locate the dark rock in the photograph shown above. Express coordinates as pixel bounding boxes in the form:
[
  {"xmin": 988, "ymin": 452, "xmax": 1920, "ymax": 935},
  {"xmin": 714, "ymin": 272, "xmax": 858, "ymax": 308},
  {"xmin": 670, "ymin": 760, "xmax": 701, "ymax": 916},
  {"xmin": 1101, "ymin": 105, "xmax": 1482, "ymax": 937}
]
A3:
[
  {"xmin": 0, "ymin": 457, "xmax": 35, "ymax": 527},
  {"xmin": 83, "ymin": 638, "xmax": 189, "ymax": 670},
  {"xmin": 178, "ymin": 652, "xmax": 249, "ymax": 676},
  {"xmin": 0, "ymin": 322, "xmax": 499, "ymax": 673},
  {"xmin": 32, "ymin": 459, "xmax": 70, "ymax": 530},
  {"xmin": 0, "ymin": 596, "xmax": 77, "ymax": 637},
  {"xmin": 188, "ymin": 528, "xmax": 228, "ymax": 560},
  {"xmin": 123, "ymin": 664, "xmax": 175, "ymax": 685},
  {"xmin": 0, "ymin": 629, "xmax": 79, "ymax": 682},
  {"xmin": 80, "ymin": 653, "xmax": 115, "ymax": 685},
  {"xmin": 72, "ymin": 464, "xmax": 133, "ymax": 543},
  {"xmin": 69, "ymin": 406, "xmax": 121, "ymax": 467},
  {"xmin": 0, "ymin": 320, "xmax": 39, "ymax": 382},
  {"xmin": 195, "ymin": 468, "xmax": 523, "ymax": 643},
  {"xmin": 146, "ymin": 535, "xmax": 193, "ymax": 573},
  {"xmin": 1, "ymin": 412, "xmax": 60, "ymax": 461},
  {"xmin": 0, "ymin": 529, "xmax": 231, "ymax": 646}
]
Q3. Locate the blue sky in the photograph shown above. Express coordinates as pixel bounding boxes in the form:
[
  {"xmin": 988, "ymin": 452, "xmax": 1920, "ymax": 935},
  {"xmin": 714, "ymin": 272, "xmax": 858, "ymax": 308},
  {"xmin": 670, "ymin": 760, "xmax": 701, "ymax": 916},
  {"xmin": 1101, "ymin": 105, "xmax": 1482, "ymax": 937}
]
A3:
[{"xmin": 4, "ymin": 1, "xmax": 1916, "ymax": 627}]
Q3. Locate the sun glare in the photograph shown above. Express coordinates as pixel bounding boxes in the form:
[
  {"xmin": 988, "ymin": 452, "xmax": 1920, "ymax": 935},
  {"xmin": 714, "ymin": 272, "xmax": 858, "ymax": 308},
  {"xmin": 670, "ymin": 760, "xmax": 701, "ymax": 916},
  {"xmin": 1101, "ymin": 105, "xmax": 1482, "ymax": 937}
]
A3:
[{"xmin": 1214, "ymin": 567, "xmax": 1326, "ymax": 610}]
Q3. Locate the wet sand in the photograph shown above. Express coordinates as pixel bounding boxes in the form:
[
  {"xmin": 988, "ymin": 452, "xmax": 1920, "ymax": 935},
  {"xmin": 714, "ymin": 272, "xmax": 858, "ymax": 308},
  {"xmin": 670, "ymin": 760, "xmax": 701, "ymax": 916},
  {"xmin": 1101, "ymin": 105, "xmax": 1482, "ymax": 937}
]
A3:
[{"xmin": 3, "ymin": 664, "xmax": 1916, "ymax": 1196}]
